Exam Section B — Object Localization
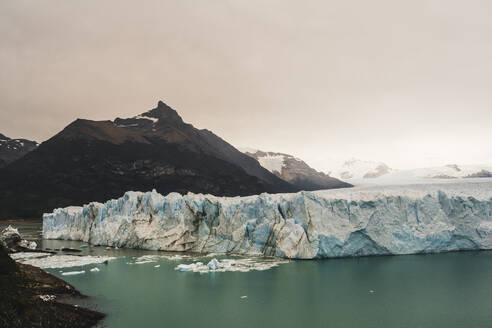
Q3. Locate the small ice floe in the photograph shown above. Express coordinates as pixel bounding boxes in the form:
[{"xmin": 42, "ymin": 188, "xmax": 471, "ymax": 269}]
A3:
[
  {"xmin": 154, "ymin": 265, "xmax": 160, "ymax": 268},
  {"xmin": 19, "ymin": 240, "xmax": 37, "ymax": 250},
  {"xmin": 15, "ymin": 255, "xmax": 115, "ymax": 269},
  {"xmin": 240, "ymin": 296, "xmax": 248, "ymax": 299},
  {"xmin": 127, "ymin": 255, "xmax": 159, "ymax": 265},
  {"xmin": 10, "ymin": 252, "xmax": 51, "ymax": 260},
  {"xmin": 175, "ymin": 258, "xmax": 288, "ymax": 273},
  {"xmin": 207, "ymin": 258, "xmax": 219, "ymax": 270},
  {"xmin": 62, "ymin": 270, "xmax": 85, "ymax": 276},
  {"xmin": 90, "ymin": 267, "xmax": 100, "ymax": 272},
  {"xmin": 127, "ymin": 254, "xmax": 191, "ymax": 265},
  {"xmin": 39, "ymin": 295, "xmax": 56, "ymax": 302},
  {"xmin": 175, "ymin": 262, "xmax": 203, "ymax": 272},
  {"xmin": 167, "ymin": 254, "xmax": 187, "ymax": 260}
]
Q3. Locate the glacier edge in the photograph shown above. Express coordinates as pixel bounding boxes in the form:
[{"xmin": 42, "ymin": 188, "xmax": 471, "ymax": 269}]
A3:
[{"xmin": 42, "ymin": 181, "xmax": 492, "ymax": 259}]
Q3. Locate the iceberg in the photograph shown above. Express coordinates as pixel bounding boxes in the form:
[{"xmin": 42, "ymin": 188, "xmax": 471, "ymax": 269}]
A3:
[
  {"xmin": 207, "ymin": 258, "xmax": 219, "ymax": 270},
  {"xmin": 175, "ymin": 258, "xmax": 286, "ymax": 273},
  {"xmin": 43, "ymin": 181, "xmax": 492, "ymax": 259}
]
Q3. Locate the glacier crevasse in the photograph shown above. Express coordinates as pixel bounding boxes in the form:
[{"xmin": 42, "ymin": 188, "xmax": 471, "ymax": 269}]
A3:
[{"xmin": 42, "ymin": 182, "xmax": 492, "ymax": 259}]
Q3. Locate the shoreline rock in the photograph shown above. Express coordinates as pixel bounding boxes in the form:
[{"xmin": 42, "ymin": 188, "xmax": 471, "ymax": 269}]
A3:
[{"xmin": 0, "ymin": 231, "xmax": 104, "ymax": 328}]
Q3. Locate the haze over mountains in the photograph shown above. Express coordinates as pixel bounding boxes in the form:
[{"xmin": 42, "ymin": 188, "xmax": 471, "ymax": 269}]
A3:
[
  {"xmin": 330, "ymin": 158, "xmax": 492, "ymax": 184},
  {"xmin": 1, "ymin": 100, "xmax": 491, "ymax": 220},
  {"xmin": 0, "ymin": 101, "xmax": 299, "ymax": 219}
]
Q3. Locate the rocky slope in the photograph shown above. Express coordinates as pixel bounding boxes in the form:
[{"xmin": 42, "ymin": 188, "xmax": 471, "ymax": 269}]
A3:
[
  {"xmin": 241, "ymin": 149, "xmax": 351, "ymax": 191},
  {"xmin": 43, "ymin": 180, "xmax": 492, "ymax": 259},
  {"xmin": 0, "ymin": 242, "xmax": 104, "ymax": 328},
  {"xmin": 0, "ymin": 101, "xmax": 297, "ymax": 219},
  {"xmin": 0, "ymin": 133, "xmax": 37, "ymax": 168}
]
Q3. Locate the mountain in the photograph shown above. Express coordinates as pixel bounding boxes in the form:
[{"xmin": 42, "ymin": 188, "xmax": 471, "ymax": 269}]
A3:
[
  {"xmin": 330, "ymin": 158, "xmax": 393, "ymax": 180},
  {"xmin": 0, "ymin": 133, "xmax": 38, "ymax": 168},
  {"xmin": 379, "ymin": 164, "xmax": 492, "ymax": 182},
  {"xmin": 241, "ymin": 148, "xmax": 351, "ymax": 190},
  {"xmin": 0, "ymin": 101, "xmax": 297, "ymax": 219},
  {"xmin": 331, "ymin": 159, "xmax": 492, "ymax": 185}
]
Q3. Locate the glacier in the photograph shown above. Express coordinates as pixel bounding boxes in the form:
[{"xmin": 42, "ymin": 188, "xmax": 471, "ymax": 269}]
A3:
[{"xmin": 42, "ymin": 180, "xmax": 492, "ymax": 259}]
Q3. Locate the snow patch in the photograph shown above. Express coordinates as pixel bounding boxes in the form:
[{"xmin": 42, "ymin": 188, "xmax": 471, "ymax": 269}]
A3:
[
  {"xmin": 39, "ymin": 295, "xmax": 56, "ymax": 302},
  {"xmin": 257, "ymin": 154, "xmax": 285, "ymax": 173},
  {"xmin": 134, "ymin": 115, "xmax": 159, "ymax": 123}
]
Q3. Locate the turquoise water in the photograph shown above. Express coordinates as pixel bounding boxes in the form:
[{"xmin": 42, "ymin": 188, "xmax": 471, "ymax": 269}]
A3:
[
  {"xmin": 4, "ymin": 221, "xmax": 492, "ymax": 327},
  {"xmin": 47, "ymin": 251, "xmax": 492, "ymax": 328}
]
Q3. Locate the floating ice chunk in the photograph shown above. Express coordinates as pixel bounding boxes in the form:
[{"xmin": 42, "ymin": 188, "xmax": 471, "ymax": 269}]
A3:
[
  {"xmin": 175, "ymin": 258, "xmax": 287, "ymax": 273},
  {"xmin": 10, "ymin": 252, "xmax": 52, "ymax": 260},
  {"xmin": 16, "ymin": 255, "xmax": 115, "ymax": 269},
  {"xmin": 127, "ymin": 254, "xmax": 191, "ymax": 265},
  {"xmin": 90, "ymin": 267, "xmax": 100, "ymax": 272},
  {"xmin": 175, "ymin": 262, "xmax": 204, "ymax": 272},
  {"xmin": 62, "ymin": 270, "xmax": 85, "ymax": 276},
  {"xmin": 207, "ymin": 258, "xmax": 219, "ymax": 270}
]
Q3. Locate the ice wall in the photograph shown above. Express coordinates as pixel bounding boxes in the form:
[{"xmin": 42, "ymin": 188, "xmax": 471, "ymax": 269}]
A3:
[{"xmin": 43, "ymin": 181, "xmax": 492, "ymax": 259}]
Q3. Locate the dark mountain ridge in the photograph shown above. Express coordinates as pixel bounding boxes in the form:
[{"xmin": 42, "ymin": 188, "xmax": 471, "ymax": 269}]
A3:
[
  {"xmin": 0, "ymin": 101, "xmax": 297, "ymax": 219},
  {"xmin": 0, "ymin": 133, "xmax": 38, "ymax": 168}
]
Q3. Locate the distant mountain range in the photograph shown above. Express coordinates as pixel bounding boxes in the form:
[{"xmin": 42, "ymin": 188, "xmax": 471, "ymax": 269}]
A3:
[
  {"xmin": 330, "ymin": 158, "xmax": 393, "ymax": 180},
  {"xmin": 330, "ymin": 158, "xmax": 492, "ymax": 183},
  {"xmin": 0, "ymin": 101, "xmax": 298, "ymax": 219},
  {"xmin": 0, "ymin": 133, "xmax": 38, "ymax": 168},
  {"xmin": 240, "ymin": 148, "xmax": 351, "ymax": 190}
]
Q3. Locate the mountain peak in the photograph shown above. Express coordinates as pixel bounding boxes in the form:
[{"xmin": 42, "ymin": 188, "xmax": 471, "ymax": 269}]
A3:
[{"xmin": 142, "ymin": 101, "xmax": 183, "ymax": 124}]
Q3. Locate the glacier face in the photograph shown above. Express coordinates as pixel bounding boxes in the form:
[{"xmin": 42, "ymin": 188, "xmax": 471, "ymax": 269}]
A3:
[{"xmin": 42, "ymin": 180, "xmax": 492, "ymax": 259}]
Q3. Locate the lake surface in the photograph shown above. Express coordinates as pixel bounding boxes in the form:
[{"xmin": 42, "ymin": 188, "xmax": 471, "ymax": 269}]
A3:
[{"xmin": 4, "ymin": 220, "xmax": 492, "ymax": 328}]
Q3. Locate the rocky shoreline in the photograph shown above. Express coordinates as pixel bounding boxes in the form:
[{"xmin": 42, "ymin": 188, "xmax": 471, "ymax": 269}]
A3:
[{"xmin": 0, "ymin": 227, "xmax": 104, "ymax": 328}]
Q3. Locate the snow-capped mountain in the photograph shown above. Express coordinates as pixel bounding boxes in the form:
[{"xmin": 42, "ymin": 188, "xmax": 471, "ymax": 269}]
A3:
[
  {"xmin": 330, "ymin": 158, "xmax": 393, "ymax": 180},
  {"xmin": 240, "ymin": 148, "xmax": 351, "ymax": 191},
  {"xmin": 383, "ymin": 164, "xmax": 492, "ymax": 181},
  {"xmin": 0, "ymin": 133, "xmax": 38, "ymax": 168},
  {"xmin": 331, "ymin": 158, "xmax": 492, "ymax": 185}
]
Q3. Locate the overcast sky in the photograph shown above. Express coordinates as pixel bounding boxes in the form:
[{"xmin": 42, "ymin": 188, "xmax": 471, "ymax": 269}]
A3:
[{"xmin": 1, "ymin": 0, "xmax": 491, "ymax": 171}]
